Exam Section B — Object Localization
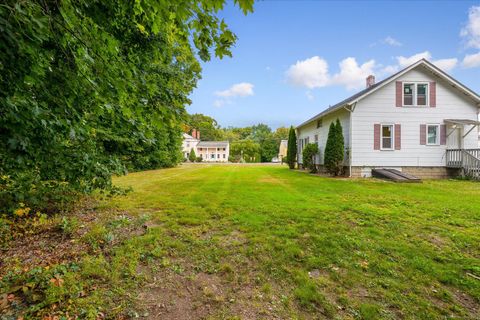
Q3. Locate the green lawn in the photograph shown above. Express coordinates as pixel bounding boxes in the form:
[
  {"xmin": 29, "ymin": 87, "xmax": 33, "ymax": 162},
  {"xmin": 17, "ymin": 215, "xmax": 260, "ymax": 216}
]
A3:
[
  {"xmin": 2, "ymin": 164, "xmax": 480, "ymax": 319},
  {"xmin": 107, "ymin": 164, "xmax": 480, "ymax": 319}
]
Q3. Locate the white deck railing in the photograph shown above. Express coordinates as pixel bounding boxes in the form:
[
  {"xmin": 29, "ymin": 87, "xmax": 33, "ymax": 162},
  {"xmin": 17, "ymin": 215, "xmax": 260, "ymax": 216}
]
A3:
[{"xmin": 446, "ymin": 149, "xmax": 480, "ymax": 180}]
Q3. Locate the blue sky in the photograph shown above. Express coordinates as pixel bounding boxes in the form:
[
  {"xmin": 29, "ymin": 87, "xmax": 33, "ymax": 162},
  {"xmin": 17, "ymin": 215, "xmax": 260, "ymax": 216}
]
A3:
[{"xmin": 187, "ymin": 1, "xmax": 480, "ymax": 129}]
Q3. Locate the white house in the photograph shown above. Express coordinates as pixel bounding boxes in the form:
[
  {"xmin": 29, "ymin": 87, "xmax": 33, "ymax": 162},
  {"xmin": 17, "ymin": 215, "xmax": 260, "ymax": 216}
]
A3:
[
  {"xmin": 196, "ymin": 141, "xmax": 230, "ymax": 162},
  {"xmin": 182, "ymin": 129, "xmax": 230, "ymax": 162},
  {"xmin": 296, "ymin": 59, "xmax": 480, "ymax": 179},
  {"xmin": 182, "ymin": 131, "xmax": 200, "ymax": 160}
]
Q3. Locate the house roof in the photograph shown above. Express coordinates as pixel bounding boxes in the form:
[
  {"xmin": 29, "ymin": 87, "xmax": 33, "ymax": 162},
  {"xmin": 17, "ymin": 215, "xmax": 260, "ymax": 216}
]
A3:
[
  {"xmin": 297, "ymin": 59, "xmax": 480, "ymax": 129},
  {"xmin": 444, "ymin": 119, "xmax": 480, "ymax": 126},
  {"xmin": 197, "ymin": 141, "xmax": 229, "ymax": 148},
  {"xmin": 183, "ymin": 133, "xmax": 198, "ymax": 140}
]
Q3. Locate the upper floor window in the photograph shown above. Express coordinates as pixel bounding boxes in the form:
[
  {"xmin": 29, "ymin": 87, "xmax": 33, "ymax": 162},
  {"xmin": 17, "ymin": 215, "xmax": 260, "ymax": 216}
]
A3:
[
  {"xmin": 403, "ymin": 82, "xmax": 429, "ymax": 106},
  {"xmin": 316, "ymin": 119, "xmax": 323, "ymax": 128}
]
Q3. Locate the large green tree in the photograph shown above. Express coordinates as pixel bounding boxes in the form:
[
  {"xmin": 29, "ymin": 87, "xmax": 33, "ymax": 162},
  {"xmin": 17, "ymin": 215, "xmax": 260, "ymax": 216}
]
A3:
[
  {"xmin": 186, "ymin": 113, "xmax": 223, "ymax": 141},
  {"xmin": 0, "ymin": 0, "xmax": 254, "ymax": 214},
  {"xmin": 286, "ymin": 126, "xmax": 297, "ymax": 169},
  {"xmin": 230, "ymin": 140, "xmax": 261, "ymax": 163}
]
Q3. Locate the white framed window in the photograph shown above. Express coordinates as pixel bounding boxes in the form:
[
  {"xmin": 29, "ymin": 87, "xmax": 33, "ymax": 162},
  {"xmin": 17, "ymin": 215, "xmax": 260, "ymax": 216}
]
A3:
[
  {"xmin": 403, "ymin": 82, "xmax": 429, "ymax": 107},
  {"xmin": 381, "ymin": 124, "xmax": 394, "ymax": 150},
  {"xmin": 316, "ymin": 119, "xmax": 323, "ymax": 128},
  {"xmin": 426, "ymin": 124, "xmax": 440, "ymax": 145}
]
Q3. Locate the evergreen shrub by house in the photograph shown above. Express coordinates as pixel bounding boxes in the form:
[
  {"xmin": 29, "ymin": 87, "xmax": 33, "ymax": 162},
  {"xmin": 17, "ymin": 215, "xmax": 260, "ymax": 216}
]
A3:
[
  {"xmin": 189, "ymin": 148, "xmax": 197, "ymax": 162},
  {"xmin": 302, "ymin": 143, "xmax": 319, "ymax": 173},
  {"xmin": 286, "ymin": 126, "xmax": 297, "ymax": 169},
  {"xmin": 324, "ymin": 119, "xmax": 345, "ymax": 176}
]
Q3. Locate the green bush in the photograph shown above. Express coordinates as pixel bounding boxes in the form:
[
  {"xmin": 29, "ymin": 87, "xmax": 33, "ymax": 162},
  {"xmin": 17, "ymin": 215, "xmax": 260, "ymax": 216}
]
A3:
[
  {"xmin": 196, "ymin": 156, "xmax": 203, "ymax": 162},
  {"xmin": 302, "ymin": 143, "xmax": 319, "ymax": 173},
  {"xmin": 188, "ymin": 148, "xmax": 197, "ymax": 162}
]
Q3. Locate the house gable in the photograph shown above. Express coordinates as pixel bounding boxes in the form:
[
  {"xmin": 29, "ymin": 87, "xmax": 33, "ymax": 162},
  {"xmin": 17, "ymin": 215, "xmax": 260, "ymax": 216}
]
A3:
[
  {"xmin": 297, "ymin": 59, "xmax": 480, "ymax": 131},
  {"xmin": 351, "ymin": 65, "xmax": 479, "ymax": 168}
]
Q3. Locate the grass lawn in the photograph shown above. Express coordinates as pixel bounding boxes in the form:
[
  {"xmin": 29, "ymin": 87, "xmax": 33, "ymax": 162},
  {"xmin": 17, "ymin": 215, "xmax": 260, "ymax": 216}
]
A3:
[{"xmin": 2, "ymin": 164, "xmax": 480, "ymax": 319}]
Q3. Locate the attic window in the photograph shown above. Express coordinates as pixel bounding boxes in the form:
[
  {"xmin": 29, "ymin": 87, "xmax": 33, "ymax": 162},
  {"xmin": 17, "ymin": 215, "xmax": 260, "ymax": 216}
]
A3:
[
  {"xmin": 316, "ymin": 119, "xmax": 323, "ymax": 128},
  {"xmin": 403, "ymin": 82, "xmax": 429, "ymax": 106}
]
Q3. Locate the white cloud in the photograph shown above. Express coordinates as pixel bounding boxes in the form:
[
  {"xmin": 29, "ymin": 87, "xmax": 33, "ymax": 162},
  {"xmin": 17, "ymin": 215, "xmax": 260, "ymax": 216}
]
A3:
[
  {"xmin": 392, "ymin": 51, "xmax": 457, "ymax": 73},
  {"xmin": 286, "ymin": 56, "xmax": 330, "ymax": 89},
  {"xmin": 462, "ymin": 52, "xmax": 480, "ymax": 68},
  {"xmin": 286, "ymin": 56, "xmax": 375, "ymax": 90},
  {"xmin": 461, "ymin": 6, "xmax": 480, "ymax": 49},
  {"xmin": 215, "ymin": 82, "xmax": 254, "ymax": 98},
  {"xmin": 397, "ymin": 51, "xmax": 432, "ymax": 67},
  {"xmin": 433, "ymin": 58, "xmax": 458, "ymax": 72},
  {"xmin": 383, "ymin": 36, "xmax": 402, "ymax": 47},
  {"xmin": 331, "ymin": 57, "xmax": 376, "ymax": 90},
  {"xmin": 213, "ymin": 82, "xmax": 254, "ymax": 107}
]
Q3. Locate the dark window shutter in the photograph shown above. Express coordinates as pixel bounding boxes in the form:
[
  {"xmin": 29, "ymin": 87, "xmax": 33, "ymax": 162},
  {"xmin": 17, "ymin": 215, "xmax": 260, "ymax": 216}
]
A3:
[
  {"xmin": 395, "ymin": 124, "xmax": 401, "ymax": 150},
  {"xmin": 430, "ymin": 82, "xmax": 436, "ymax": 107},
  {"xmin": 420, "ymin": 124, "xmax": 426, "ymax": 145},
  {"xmin": 374, "ymin": 124, "xmax": 380, "ymax": 150},
  {"xmin": 396, "ymin": 81, "xmax": 402, "ymax": 107},
  {"xmin": 440, "ymin": 124, "xmax": 446, "ymax": 145}
]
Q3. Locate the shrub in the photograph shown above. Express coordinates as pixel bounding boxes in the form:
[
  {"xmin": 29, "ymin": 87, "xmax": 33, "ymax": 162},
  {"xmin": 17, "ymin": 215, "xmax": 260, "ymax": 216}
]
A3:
[
  {"xmin": 196, "ymin": 156, "xmax": 203, "ymax": 162},
  {"xmin": 302, "ymin": 143, "xmax": 319, "ymax": 173},
  {"xmin": 286, "ymin": 126, "xmax": 297, "ymax": 169},
  {"xmin": 58, "ymin": 216, "xmax": 79, "ymax": 237},
  {"xmin": 188, "ymin": 148, "xmax": 197, "ymax": 162},
  {"xmin": 324, "ymin": 119, "xmax": 345, "ymax": 176}
]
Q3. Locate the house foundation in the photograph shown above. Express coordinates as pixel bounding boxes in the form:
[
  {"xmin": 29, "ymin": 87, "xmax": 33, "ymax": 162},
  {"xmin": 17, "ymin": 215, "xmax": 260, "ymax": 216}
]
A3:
[{"xmin": 349, "ymin": 166, "xmax": 461, "ymax": 179}]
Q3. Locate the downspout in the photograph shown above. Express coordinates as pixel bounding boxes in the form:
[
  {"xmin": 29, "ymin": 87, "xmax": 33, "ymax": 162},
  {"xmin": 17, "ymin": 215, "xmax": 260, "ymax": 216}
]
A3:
[{"xmin": 343, "ymin": 102, "xmax": 357, "ymax": 177}]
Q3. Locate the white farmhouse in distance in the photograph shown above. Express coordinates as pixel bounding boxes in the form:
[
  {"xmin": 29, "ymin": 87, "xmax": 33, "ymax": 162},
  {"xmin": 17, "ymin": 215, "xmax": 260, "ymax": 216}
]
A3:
[
  {"xmin": 182, "ymin": 129, "xmax": 229, "ymax": 162},
  {"xmin": 296, "ymin": 59, "xmax": 480, "ymax": 179}
]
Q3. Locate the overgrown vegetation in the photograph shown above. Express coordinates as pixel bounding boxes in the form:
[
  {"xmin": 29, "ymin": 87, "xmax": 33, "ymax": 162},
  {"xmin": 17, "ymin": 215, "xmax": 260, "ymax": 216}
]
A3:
[
  {"xmin": 0, "ymin": 0, "xmax": 254, "ymax": 215},
  {"xmin": 302, "ymin": 143, "xmax": 319, "ymax": 173},
  {"xmin": 324, "ymin": 119, "xmax": 345, "ymax": 175}
]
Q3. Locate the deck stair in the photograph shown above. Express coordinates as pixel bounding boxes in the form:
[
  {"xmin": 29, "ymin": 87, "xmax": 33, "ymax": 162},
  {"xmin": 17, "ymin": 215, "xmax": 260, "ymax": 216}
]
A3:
[
  {"xmin": 446, "ymin": 149, "xmax": 480, "ymax": 180},
  {"xmin": 372, "ymin": 168, "xmax": 422, "ymax": 183}
]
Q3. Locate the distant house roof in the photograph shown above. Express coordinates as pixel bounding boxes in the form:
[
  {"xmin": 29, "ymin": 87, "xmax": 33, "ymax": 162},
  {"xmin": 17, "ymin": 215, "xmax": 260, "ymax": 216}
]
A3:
[
  {"xmin": 197, "ymin": 141, "xmax": 229, "ymax": 148},
  {"xmin": 297, "ymin": 59, "xmax": 480, "ymax": 129},
  {"xmin": 183, "ymin": 133, "xmax": 199, "ymax": 141}
]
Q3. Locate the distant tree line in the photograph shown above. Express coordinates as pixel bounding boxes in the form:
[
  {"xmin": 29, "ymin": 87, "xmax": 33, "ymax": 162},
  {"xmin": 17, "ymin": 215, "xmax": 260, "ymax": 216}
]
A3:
[{"xmin": 185, "ymin": 113, "xmax": 290, "ymax": 162}]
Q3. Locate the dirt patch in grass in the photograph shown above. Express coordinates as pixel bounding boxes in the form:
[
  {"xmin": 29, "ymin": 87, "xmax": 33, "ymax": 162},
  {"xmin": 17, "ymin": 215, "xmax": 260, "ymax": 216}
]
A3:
[
  {"xmin": 136, "ymin": 257, "xmax": 303, "ymax": 319},
  {"xmin": 0, "ymin": 199, "xmax": 97, "ymax": 277},
  {"xmin": 220, "ymin": 230, "xmax": 248, "ymax": 247},
  {"xmin": 451, "ymin": 288, "xmax": 480, "ymax": 318}
]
